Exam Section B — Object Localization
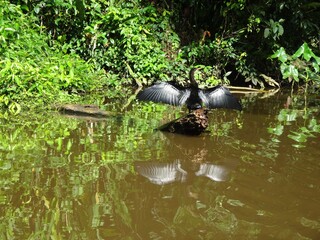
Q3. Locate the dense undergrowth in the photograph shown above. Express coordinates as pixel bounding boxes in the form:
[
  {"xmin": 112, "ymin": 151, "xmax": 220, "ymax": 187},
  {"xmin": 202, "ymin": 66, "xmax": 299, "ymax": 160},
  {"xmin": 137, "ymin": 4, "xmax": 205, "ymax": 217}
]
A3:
[
  {"xmin": 0, "ymin": 0, "xmax": 113, "ymax": 113},
  {"xmin": 1, "ymin": 0, "xmax": 320, "ymax": 113}
]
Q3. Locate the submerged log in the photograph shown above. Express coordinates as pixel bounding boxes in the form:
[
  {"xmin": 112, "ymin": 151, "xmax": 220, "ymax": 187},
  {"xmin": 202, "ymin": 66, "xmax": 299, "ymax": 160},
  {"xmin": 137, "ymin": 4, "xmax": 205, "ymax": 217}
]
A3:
[
  {"xmin": 56, "ymin": 104, "xmax": 114, "ymax": 118},
  {"xmin": 157, "ymin": 108, "xmax": 209, "ymax": 135}
]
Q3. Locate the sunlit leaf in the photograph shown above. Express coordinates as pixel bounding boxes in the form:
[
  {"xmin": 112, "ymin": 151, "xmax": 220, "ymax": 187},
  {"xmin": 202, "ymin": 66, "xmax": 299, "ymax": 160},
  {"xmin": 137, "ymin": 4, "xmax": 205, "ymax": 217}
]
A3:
[
  {"xmin": 292, "ymin": 44, "xmax": 304, "ymax": 59},
  {"xmin": 313, "ymin": 55, "xmax": 320, "ymax": 65},
  {"xmin": 271, "ymin": 47, "xmax": 287, "ymax": 63},
  {"xmin": 281, "ymin": 64, "xmax": 299, "ymax": 81},
  {"xmin": 302, "ymin": 43, "xmax": 313, "ymax": 61},
  {"xmin": 313, "ymin": 61, "xmax": 319, "ymax": 73}
]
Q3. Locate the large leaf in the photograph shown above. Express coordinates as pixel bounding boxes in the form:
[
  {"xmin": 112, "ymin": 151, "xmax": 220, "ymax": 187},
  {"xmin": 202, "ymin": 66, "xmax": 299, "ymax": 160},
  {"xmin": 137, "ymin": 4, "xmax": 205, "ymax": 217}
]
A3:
[
  {"xmin": 280, "ymin": 63, "xmax": 299, "ymax": 81},
  {"xmin": 302, "ymin": 43, "xmax": 314, "ymax": 61},
  {"xmin": 292, "ymin": 43, "xmax": 316, "ymax": 62},
  {"xmin": 271, "ymin": 47, "xmax": 288, "ymax": 63},
  {"xmin": 292, "ymin": 44, "xmax": 304, "ymax": 59}
]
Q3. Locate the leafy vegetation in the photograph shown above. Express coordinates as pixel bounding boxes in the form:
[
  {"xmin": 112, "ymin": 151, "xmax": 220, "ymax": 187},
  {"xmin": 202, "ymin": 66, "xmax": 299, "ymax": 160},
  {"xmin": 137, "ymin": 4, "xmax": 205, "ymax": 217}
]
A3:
[
  {"xmin": 11, "ymin": 0, "xmax": 185, "ymax": 84},
  {"xmin": 1, "ymin": 1, "xmax": 319, "ymax": 238},
  {"xmin": 0, "ymin": 0, "xmax": 110, "ymax": 112},
  {"xmin": 1, "ymin": 0, "xmax": 318, "ymax": 113},
  {"xmin": 271, "ymin": 43, "xmax": 320, "ymax": 87}
]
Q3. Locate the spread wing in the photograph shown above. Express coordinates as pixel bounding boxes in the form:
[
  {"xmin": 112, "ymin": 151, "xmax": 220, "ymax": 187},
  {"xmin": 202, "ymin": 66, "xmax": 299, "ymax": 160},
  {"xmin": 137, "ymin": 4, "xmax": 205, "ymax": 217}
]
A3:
[
  {"xmin": 135, "ymin": 160, "xmax": 187, "ymax": 185},
  {"xmin": 195, "ymin": 163, "xmax": 230, "ymax": 182},
  {"xmin": 137, "ymin": 82, "xmax": 190, "ymax": 106},
  {"xmin": 199, "ymin": 85, "xmax": 242, "ymax": 110}
]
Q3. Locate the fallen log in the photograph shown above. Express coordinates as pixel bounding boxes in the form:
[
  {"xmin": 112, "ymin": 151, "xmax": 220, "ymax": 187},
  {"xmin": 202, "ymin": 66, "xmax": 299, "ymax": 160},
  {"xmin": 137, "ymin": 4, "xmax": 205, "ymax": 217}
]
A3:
[
  {"xmin": 56, "ymin": 104, "xmax": 114, "ymax": 118},
  {"xmin": 157, "ymin": 108, "xmax": 209, "ymax": 135}
]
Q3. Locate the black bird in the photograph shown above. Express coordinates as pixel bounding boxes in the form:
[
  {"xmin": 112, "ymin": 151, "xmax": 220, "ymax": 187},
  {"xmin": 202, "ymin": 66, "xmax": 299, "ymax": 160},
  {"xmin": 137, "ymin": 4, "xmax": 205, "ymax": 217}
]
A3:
[{"xmin": 137, "ymin": 68, "xmax": 242, "ymax": 111}]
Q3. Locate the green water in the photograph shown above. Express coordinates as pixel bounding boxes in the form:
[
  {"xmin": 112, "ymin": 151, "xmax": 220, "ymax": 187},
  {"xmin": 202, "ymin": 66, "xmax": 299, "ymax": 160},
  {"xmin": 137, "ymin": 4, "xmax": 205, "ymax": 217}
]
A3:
[{"xmin": 0, "ymin": 90, "xmax": 319, "ymax": 239}]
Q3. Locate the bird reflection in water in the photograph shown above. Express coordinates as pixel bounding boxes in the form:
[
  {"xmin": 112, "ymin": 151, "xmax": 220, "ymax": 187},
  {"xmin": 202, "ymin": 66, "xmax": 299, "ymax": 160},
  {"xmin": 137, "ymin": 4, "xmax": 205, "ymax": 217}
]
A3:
[
  {"xmin": 135, "ymin": 160, "xmax": 232, "ymax": 185},
  {"xmin": 135, "ymin": 160, "xmax": 187, "ymax": 185}
]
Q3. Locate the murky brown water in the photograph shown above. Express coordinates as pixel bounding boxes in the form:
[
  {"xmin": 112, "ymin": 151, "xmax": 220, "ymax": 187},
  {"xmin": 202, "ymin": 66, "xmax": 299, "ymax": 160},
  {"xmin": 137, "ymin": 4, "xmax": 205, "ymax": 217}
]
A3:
[{"xmin": 0, "ymin": 90, "xmax": 319, "ymax": 239}]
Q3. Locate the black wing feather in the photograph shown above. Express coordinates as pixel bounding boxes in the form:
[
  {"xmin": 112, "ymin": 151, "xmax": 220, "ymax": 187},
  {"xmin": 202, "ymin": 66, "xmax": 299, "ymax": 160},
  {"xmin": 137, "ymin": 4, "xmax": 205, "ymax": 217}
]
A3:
[
  {"xmin": 199, "ymin": 85, "xmax": 242, "ymax": 110},
  {"xmin": 137, "ymin": 82, "xmax": 190, "ymax": 106}
]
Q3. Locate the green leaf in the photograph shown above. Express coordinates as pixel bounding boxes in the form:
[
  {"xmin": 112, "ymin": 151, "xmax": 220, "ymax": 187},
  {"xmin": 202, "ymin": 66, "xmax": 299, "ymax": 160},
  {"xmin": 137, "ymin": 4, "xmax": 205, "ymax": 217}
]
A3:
[
  {"xmin": 302, "ymin": 43, "xmax": 313, "ymax": 61},
  {"xmin": 281, "ymin": 64, "xmax": 299, "ymax": 81},
  {"xmin": 312, "ymin": 61, "xmax": 319, "ymax": 72},
  {"xmin": 289, "ymin": 65, "xmax": 299, "ymax": 81},
  {"xmin": 293, "ymin": 43, "xmax": 315, "ymax": 62},
  {"xmin": 313, "ymin": 55, "xmax": 320, "ymax": 64},
  {"xmin": 278, "ymin": 25, "xmax": 284, "ymax": 36},
  {"xmin": 271, "ymin": 47, "xmax": 287, "ymax": 63},
  {"xmin": 292, "ymin": 44, "xmax": 304, "ymax": 59}
]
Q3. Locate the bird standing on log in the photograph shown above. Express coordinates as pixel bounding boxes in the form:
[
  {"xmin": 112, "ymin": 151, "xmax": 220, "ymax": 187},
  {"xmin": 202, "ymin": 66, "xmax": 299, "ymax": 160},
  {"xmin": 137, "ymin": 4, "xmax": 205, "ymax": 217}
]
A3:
[{"xmin": 137, "ymin": 68, "xmax": 242, "ymax": 111}]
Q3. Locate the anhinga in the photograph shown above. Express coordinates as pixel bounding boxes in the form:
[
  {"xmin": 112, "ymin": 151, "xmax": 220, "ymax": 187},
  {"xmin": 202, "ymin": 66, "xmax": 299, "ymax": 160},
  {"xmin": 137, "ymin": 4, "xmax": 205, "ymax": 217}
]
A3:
[{"xmin": 137, "ymin": 68, "xmax": 242, "ymax": 111}]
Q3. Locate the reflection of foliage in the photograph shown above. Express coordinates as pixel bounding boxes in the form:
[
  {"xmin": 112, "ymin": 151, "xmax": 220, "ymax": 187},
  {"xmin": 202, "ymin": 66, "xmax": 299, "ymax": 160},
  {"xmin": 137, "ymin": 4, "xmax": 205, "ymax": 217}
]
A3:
[
  {"xmin": 287, "ymin": 118, "xmax": 319, "ymax": 146},
  {"xmin": 0, "ymin": 91, "xmax": 319, "ymax": 239},
  {"xmin": 268, "ymin": 96, "xmax": 320, "ymax": 148},
  {"xmin": 207, "ymin": 110, "xmax": 243, "ymax": 137},
  {"xmin": 203, "ymin": 204, "xmax": 238, "ymax": 234}
]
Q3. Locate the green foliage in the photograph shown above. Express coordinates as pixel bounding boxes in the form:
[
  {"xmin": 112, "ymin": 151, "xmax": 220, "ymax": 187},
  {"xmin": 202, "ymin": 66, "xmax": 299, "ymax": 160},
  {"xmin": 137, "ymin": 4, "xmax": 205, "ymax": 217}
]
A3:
[
  {"xmin": 14, "ymin": 0, "xmax": 182, "ymax": 84},
  {"xmin": 0, "ymin": 0, "xmax": 110, "ymax": 111},
  {"xmin": 271, "ymin": 43, "xmax": 320, "ymax": 84},
  {"xmin": 170, "ymin": 0, "xmax": 320, "ymax": 87},
  {"xmin": 2, "ymin": 0, "xmax": 320, "ymax": 113},
  {"xmin": 77, "ymin": 3, "xmax": 177, "ymax": 84},
  {"xmin": 264, "ymin": 19, "xmax": 285, "ymax": 40}
]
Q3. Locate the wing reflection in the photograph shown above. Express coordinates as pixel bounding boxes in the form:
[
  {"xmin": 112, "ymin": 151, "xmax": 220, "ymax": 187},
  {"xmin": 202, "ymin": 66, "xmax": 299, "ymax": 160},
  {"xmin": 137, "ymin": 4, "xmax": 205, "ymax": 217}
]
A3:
[
  {"xmin": 135, "ymin": 161, "xmax": 232, "ymax": 185},
  {"xmin": 135, "ymin": 160, "xmax": 187, "ymax": 185},
  {"xmin": 195, "ymin": 163, "xmax": 229, "ymax": 182}
]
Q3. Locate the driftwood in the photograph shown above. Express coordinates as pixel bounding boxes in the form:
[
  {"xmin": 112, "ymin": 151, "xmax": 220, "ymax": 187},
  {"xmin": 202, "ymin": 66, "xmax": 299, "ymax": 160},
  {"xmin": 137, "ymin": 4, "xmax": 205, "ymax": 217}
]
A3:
[
  {"xmin": 157, "ymin": 108, "xmax": 209, "ymax": 135},
  {"xmin": 56, "ymin": 104, "xmax": 114, "ymax": 118}
]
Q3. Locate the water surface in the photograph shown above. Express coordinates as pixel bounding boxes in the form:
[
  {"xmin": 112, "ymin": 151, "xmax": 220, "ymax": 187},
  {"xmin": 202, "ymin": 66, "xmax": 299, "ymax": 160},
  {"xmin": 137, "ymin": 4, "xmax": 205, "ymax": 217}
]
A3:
[{"xmin": 0, "ymin": 90, "xmax": 319, "ymax": 239}]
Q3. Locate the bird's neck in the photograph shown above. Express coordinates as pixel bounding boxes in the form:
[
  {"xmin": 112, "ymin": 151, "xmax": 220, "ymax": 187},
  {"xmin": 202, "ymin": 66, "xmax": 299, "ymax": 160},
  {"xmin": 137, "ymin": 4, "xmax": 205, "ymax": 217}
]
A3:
[{"xmin": 189, "ymin": 68, "xmax": 198, "ymax": 88}]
